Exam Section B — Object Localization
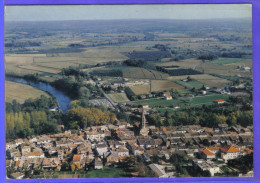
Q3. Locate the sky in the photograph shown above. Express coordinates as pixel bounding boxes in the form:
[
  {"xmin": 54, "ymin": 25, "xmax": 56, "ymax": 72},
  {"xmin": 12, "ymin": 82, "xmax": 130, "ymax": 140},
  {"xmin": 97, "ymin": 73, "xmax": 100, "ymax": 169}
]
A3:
[{"xmin": 4, "ymin": 4, "xmax": 252, "ymax": 21}]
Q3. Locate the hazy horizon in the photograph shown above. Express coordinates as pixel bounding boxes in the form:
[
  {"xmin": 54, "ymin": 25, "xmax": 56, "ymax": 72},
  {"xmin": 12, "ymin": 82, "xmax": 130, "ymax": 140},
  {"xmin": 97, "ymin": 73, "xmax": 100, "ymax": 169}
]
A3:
[{"xmin": 5, "ymin": 4, "xmax": 252, "ymax": 22}]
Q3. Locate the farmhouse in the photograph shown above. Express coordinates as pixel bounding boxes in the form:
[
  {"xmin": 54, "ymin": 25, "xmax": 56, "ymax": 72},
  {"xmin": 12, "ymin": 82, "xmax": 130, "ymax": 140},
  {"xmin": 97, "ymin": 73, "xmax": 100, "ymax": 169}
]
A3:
[
  {"xmin": 139, "ymin": 103, "xmax": 149, "ymax": 109},
  {"xmin": 214, "ymin": 99, "xmax": 226, "ymax": 104},
  {"xmin": 163, "ymin": 92, "xmax": 172, "ymax": 100}
]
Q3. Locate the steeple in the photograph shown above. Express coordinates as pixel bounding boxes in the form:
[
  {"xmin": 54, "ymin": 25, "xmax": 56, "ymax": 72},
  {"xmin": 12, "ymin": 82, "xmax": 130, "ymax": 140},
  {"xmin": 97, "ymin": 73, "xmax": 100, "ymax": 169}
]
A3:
[
  {"xmin": 140, "ymin": 107, "xmax": 148, "ymax": 136},
  {"xmin": 142, "ymin": 108, "xmax": 146, "ymax": 129}
]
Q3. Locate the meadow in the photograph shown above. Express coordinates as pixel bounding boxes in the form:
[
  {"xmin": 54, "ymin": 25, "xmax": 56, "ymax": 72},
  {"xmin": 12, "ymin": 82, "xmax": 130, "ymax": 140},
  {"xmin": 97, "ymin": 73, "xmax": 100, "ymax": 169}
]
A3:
[{"xmin": 5, "ymin": 81, "xmax": 49, "ymax": 103}]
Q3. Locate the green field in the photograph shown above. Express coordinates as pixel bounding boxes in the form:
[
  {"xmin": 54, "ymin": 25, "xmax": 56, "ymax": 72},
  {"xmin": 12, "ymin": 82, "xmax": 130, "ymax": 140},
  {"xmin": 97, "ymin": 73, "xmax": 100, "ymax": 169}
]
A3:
[
  {"xmin": 134, "ymin": 94, "xmax": 229, "ymax": 108},
  {"xmin": 151, "ymin": 80, "xmax": 184, "ymax": 92},
  {"xmin": 41, "ymin": 167, "xmax": 131, "ymax": 178},
  {"xmin": 128, "ymin": 85, "xmax": 151, "ymax": 95},
  {"xmin": 108, "ymin": 92, "xmax": 130, "ymax": 103},
  {"xmin": 122, "ymin": 67, "xmax": 168, "ymax": 79},
  {"xmin": 175, "ymin": 80, "xmax": 205, "ymax": 89},
  {"xmin": 209, "ymin": 58, "xmax": 244, "ymax": 65}
]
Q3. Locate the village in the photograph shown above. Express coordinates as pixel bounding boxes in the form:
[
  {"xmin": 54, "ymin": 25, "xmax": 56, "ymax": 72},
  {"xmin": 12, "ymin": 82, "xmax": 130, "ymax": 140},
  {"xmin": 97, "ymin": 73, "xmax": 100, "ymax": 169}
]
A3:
[{"xmin": 6, "ymin": 103, "xmax": 253, "ymax": 179}]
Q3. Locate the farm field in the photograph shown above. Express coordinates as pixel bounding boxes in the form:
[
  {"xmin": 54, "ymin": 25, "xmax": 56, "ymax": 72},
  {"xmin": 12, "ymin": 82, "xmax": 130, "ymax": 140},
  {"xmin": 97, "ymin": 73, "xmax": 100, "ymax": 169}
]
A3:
[
  {"xmin": 128, "ymin": 85, "xmax": 150, "ymax": 95},
  {"xmin": 208, "ymin": 57, "xmax": 244, "ymax": 65},
  {"xmin": 158, "ymin": 58, "xmax": 202, "ymax": 69},
  {"xmin": 195, "ymin": 63, "xmax": 252, "ymax": 77},
  {"xmin": 175, "ymin": 80, "xmax": 205, "ymax": 89},
  {"xmin": 5, "ymin": 81, "xmax": 49, "ymax": 103},
  {"xmin": 134, "ymin": 94, "xmax": 229, "ymax": 108},
  {"xmin": 151, "ymin": 80, "xmax": 184, "ymax": 92},
  {"xmin": 168, "ymin": 74, "xmax": 230, "ymax": 88},
  {"xmin": 108, "ymin": 92, "xmax": 130, "ymax": 103},
  {"xmin": 18, "ymin": 65, "xmax": 61, "ymax": 74},
  {"xmin": 122, "ymin": 68, "xmax": 168, "ymax": 79}
]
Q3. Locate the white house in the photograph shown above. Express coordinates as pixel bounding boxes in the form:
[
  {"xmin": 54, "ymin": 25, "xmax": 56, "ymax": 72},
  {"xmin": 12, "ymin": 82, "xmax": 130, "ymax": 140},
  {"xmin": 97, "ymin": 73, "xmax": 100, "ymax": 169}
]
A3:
[{"xmin": 193, "ymin": 160, "xmax": 221, "ymax": 176}]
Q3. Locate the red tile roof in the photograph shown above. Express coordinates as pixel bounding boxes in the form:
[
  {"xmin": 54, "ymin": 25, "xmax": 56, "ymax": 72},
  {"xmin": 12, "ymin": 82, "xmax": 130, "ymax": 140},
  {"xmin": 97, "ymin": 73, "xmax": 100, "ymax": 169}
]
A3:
[
  {"xmin": 221, "ymin": 146, "xmax": 241, "ymax": 153},
  {"xmin": 73, "ymin": 154, "xmax": 81, "ymax": 162},
  {"xmin": 215, "ymin": 99, "xmax": 225, "ymax": 102},
  {"xmin": 201, "ymin": 148, "xmax": 215, "ymax": 156}
]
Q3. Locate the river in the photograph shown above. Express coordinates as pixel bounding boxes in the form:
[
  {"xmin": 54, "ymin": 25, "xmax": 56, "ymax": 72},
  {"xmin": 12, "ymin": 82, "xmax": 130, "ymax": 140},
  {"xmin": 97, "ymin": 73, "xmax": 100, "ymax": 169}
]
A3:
[{"xmin": 6, "ymin": 76, "xmax": 72, "ymax": 113}]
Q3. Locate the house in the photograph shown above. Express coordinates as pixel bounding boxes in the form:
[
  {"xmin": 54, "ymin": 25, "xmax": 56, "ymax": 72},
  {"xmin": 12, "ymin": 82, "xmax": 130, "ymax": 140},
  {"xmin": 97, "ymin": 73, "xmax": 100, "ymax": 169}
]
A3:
[
  {"xmin": 201, "ymin": 90, "xmax": 207, "ymax": 95},
  {"xmin": 42, "ymin": 158, "xmax": 60, "ymax": 169},
  {"xmin": 218, "ymin": 146, "xmax": 243, "ymax": 161},
  {"xmin": 214, "ymin": 99, "xmax": 226, "ymax": 104},
  {"xmin": 6, "ymin": 143, "xmax": 16, "ymax": 150},
  {"xmin": 139, "ymin": 103, "xmax": 149, "ymax": 109},
  {"xmin": 127, "ymin": 143, "xmax": 145, "ymax": 155},
  {"xmin": 86, "ymin": 131, "xmax": 105, "ymax": 141},
  {"xmin": 77, "ymin": 143, "xmax": 94, "ymax": 159},
  {"xmin": 6, "ymin": 160, "xmax": 12, "ymax": 168},
  {"xmin": 137, "ymin": 137, "xmax": 156, "ymax": 148},
  {"xmin": 193, "ymin": 159, "xmax": 220, "ymax": 176},
  {"xmin": 111, "ymin": 147, "xmax": 129, "ymax": 157},
  {"xmin": 72, "ymin": 154, "xmax": 82, "ymax": 163},
  {"xmin": 199, "ymin": 148, "xmax": 216, "ymax": 160},
  {"xmin": 95, "ymin": 144, "xmax": 108, "ymax": 157},
  {"xmin": 148, "ymin": 163, "xmax": 168, "ymax": 178},
  {"xmin": 21, "ymin": 146, "xmax": 31, "ymax": 155},
  {"xmin": 94, "ymin": 158, "xmax": 103, "ymax": 169},
  {"xmin": 22, "ymin": 152, "xmax": 44, "ymax": 159},
  {"xmin": 10, "ymin": 172, "xmax": 25, "ymax": 179},
  {"xmin": 163, "ymin": 92, "xmax": 172, "ymax": 100},
  {"xmin": 106, "ymin": 154, "xmax": 120, "ymax": 165},
  {"xmin": 14, "ymin": 139, "xmax": 24, "ymax": 147}
]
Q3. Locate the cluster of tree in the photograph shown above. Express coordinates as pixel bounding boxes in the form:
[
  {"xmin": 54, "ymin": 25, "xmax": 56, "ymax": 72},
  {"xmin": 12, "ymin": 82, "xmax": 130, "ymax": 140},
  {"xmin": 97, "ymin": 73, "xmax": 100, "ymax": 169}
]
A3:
[
  {"xmin": 227, "ymin": 153, "xmax": 253, "ymax": 174},
  {"xmin": 6, "ymin": 110, "xmax": 60, "ymax": 140},
  {"xmin": 5, "ymin": 41, "xmax": 42, "ymax": 47},
  {"xmin": 77, "ymin": 61, "xmax": 122, "ymax": 70},
  {"xmin": 169, "ymin": 153, "xmax": 190, "ymax": 176},
  {"xmin": 61, "ymin": 66, "xmax": 89, "ymax": 80},
  {"xmin": 6, "ymin": 95, "xmax": 57, "ymax": 113},
  {"xmin": 6, "ymin": 96, "xmax": 62, "ymax": 141},
  {"xmin": 52, "ymin": 76, "xmax": 94, "ymax": 99},
  {"xmin": 198, "ymin": 54, "xmax": 218, "ymax": 60},
  {"xmin": 160, "ymin": 68, "xmax": 202, "ymax": 76},
  {"xmin": 68, "ymin": 43, "xmax": 85, "ymax": 48},
  {"xmin": 221, "ymin": 52, "xmax": 250, "ymax": 58},
  {"xmin": 210, "ymin": 34, "xmax": 244, "ymax": 42},
  {"xmin": 152, "ymin": 44, "xmax": 170, "ymax": 51},
  {"xmin": 120, "ymin": 155, "xmax": 157, "ymax": 177},
  {"xmin": 64, "ymin": 106, "xmax": 116, "ymax": 129},
  {"xmin": 147, "ymin": 103, "xmax": 253, "ymax": 128}
]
